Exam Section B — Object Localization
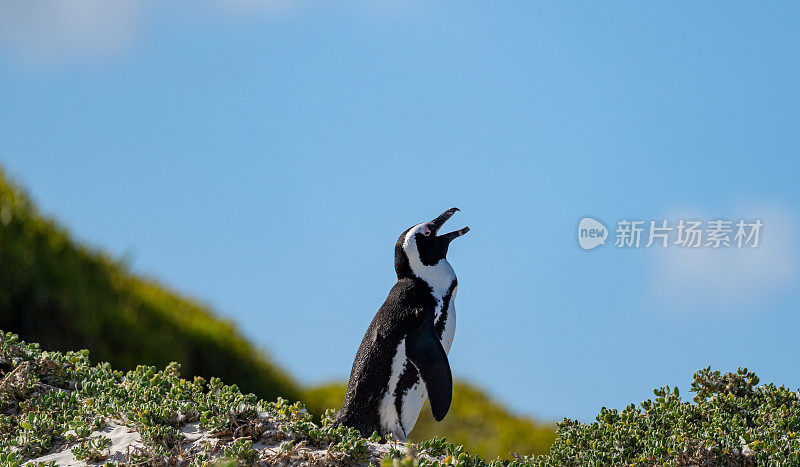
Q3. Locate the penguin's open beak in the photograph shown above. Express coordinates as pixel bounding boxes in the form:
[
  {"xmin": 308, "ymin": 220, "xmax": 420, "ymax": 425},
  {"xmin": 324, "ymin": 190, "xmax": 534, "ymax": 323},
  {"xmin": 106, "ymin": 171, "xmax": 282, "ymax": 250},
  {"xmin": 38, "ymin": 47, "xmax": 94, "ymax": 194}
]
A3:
[{"xmin": 430, "ymin": 207, "xmax": 470, "ymax": 243}]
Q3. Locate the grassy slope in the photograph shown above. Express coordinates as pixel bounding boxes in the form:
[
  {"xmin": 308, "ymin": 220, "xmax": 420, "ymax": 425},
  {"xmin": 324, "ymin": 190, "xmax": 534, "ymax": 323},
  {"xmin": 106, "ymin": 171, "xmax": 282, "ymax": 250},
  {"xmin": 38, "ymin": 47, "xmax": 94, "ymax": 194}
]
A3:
[
  {"xmin": 0, "ymin": 169, "xmax": 300, "ymax": 404},
  {"xmin": 0, "ymin": 168, "xmax": 555, "ymax": 459}
]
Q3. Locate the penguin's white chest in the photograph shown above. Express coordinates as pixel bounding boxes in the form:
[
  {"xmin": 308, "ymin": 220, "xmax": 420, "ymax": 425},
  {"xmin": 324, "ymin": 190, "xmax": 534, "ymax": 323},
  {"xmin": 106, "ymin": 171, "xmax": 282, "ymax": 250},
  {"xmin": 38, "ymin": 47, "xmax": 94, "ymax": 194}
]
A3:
[{"xmin": 437, "ymin": 290, "xmax": 457, "ymax": 353}]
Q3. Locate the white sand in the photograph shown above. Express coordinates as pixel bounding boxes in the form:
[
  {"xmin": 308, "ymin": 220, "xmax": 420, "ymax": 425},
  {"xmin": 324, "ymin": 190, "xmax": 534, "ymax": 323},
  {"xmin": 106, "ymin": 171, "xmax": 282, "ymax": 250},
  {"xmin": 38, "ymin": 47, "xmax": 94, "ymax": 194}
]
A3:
[
  {"xmin": 26, "ymin": 422, "xmax": 143, "ymax": 466},
  {"xmin": 25, "ymin": 420, "xmax": 424, "ymax": 466}
]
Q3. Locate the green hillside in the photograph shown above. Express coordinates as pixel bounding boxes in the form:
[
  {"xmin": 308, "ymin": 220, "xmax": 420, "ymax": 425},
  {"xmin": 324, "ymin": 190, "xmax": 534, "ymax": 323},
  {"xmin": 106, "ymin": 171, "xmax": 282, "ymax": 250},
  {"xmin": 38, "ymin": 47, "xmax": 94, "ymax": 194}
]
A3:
[
  {"xmin": 0, "ymin": 168, "xmax": 555, "ymax": 459},
  {"xmin": 0, "ymin": 169, "xmax": 300, "ymax": 404}
]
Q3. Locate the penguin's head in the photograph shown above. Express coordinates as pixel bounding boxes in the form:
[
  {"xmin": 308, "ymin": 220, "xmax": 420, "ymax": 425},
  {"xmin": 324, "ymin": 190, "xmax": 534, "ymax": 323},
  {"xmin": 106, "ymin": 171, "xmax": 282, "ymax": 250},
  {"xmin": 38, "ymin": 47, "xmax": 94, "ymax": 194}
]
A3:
[{"xmin": 395, "ymin": 207, "xmax": 469, "ymax": 279}]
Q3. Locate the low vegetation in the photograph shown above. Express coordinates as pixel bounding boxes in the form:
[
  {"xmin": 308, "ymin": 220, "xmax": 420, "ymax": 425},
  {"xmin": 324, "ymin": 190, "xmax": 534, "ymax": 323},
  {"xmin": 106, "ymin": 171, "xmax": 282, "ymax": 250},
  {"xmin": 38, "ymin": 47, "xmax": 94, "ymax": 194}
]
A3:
[
  {"xmin": 3, "ymin": 331, "xmax": 800, "ymax": 466},
  {"xmin": 0, "ymin": 331, "xmax": 374, "ymax": 465},
  {"xmin": 2, "ymin": 331, "xmax": 504, "ymax": 466},
  {"xmin": 539, "ymin": 367, "xmax": 800, "ymax": 466}
]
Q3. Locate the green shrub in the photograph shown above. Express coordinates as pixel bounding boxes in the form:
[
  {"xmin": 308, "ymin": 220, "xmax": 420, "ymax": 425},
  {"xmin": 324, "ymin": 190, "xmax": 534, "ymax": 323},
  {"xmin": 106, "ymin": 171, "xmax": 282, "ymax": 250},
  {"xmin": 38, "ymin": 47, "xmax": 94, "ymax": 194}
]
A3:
[
  {"xmin": 4, "ymin": 330, "xmax": 800, "ymax": 466},
  {"xmin": 524, "ymin": 367, "xmax": 799, "ymax": 466},
  {"xmin": 0, "ymin": 331, "xmax": 375, "ymax": 465},
  {"xmin": 71, "ymin": 435, "xmax": 112, "ymax": 462}
]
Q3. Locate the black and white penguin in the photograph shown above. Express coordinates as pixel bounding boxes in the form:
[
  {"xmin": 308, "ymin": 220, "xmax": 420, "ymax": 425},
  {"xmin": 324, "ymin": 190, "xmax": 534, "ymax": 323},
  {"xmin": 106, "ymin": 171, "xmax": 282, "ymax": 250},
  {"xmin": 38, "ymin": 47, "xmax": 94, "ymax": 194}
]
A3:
[{"xmin": 336, "ymin": 207, "xmax": 469, "ymax": 441}]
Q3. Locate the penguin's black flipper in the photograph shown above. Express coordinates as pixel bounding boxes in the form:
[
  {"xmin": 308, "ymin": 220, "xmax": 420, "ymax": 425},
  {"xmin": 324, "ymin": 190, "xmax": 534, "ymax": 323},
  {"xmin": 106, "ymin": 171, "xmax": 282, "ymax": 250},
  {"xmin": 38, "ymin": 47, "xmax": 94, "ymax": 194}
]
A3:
[{"xmin": 406, "ymin": 319, "xmax": 453, "ymax": 421}]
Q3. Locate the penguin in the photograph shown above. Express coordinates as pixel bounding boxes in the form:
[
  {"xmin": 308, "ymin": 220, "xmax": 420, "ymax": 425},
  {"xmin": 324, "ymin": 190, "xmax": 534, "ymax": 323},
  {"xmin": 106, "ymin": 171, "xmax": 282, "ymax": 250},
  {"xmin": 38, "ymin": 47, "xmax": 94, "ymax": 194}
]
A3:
[{"xmin": 336, "ymin": 207, "xmax": 469, "ymax": 441}]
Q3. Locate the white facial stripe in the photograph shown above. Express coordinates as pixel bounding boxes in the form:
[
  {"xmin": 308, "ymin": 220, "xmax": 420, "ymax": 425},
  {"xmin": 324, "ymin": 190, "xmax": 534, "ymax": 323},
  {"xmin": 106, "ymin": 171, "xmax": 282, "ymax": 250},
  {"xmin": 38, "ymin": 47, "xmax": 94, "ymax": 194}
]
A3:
[
  {"xmin": 402, "ymin": 224, "xmax": 456, "ymax": 313},
  {"xmin": 403, "ymin": 223, "xmax": 428, "ymax": 245}
]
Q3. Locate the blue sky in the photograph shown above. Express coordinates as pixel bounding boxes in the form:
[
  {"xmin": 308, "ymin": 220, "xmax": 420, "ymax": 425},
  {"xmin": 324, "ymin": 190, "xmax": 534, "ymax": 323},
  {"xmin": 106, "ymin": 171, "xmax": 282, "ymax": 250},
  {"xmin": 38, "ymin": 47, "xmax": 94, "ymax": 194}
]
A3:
[{"xmin": 1, "ymin": 1, "xmax": 799, "ymax": 421}]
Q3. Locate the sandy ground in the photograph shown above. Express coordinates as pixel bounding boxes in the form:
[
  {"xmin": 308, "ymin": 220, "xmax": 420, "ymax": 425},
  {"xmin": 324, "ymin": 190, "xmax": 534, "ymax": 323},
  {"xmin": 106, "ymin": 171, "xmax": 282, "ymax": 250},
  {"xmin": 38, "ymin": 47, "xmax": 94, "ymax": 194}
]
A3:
[
  {"xmin": 26, "ymin": 422, "xmax": 144, "ymax": 466},
  {"xmin": 25, "ymin": 420, "xmax": 415, "ymax": 466}
]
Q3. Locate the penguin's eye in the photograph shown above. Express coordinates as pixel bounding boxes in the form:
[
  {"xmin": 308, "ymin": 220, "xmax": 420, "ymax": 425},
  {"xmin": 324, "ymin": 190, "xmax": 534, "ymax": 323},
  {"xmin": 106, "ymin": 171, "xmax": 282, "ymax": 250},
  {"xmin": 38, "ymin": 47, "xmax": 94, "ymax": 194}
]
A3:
[{"xmin": 422, "ymin": 225, "xmax": 432, "ymax": 236}]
